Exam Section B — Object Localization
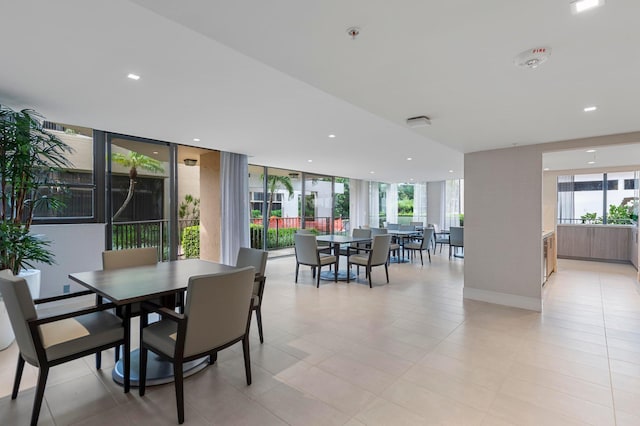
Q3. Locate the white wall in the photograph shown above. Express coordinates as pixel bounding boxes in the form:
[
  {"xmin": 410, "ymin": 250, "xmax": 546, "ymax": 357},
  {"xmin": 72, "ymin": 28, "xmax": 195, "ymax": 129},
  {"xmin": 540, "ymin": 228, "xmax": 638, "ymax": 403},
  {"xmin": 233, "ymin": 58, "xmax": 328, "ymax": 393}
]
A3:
[
  {"xmin": 29, "ymin": 224, "xmax": 106, "ymax": 298},
  {"xmin": 464, "ymin": 145, "xmax": 543, "ymax": 311}
]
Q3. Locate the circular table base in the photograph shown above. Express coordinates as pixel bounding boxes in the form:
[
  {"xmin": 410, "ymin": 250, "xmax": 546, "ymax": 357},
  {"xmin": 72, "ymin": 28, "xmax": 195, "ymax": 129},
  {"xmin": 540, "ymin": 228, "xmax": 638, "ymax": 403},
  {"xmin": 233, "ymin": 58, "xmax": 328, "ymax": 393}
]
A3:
[
  {"xmin": 112, "ymin": 348, "xmax": 209, "ymax": 387},
  {"xmin": 319, "ymin": 270, "xmax": 357, "ymax": 281}
]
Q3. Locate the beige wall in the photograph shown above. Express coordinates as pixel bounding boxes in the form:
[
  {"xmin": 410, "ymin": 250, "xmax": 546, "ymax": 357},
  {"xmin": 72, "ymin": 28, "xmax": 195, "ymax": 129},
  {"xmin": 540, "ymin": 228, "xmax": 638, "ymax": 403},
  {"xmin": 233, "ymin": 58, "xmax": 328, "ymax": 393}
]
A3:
[
  {"xmin": 199, "ymin": 151, "xmax": 221, "ymax": 262},
  {"xmin": 464, "ymin": 131, "xmax": 640, "ymax": 311}
]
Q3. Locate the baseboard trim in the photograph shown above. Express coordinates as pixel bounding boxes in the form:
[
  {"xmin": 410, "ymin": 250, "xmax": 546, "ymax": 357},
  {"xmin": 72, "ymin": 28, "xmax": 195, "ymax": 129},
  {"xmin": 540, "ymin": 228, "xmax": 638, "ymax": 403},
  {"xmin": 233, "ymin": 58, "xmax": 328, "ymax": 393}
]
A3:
[{"xmin": 463, "ymin": 287, "xmax": 541, "ymax": 312}]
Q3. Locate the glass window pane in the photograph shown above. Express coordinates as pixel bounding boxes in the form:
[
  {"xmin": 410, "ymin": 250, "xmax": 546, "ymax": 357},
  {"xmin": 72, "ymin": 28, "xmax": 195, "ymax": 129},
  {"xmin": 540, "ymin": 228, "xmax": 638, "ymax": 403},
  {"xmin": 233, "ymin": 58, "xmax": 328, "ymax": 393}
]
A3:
[{"xmin": 606, "ymin": 171, "xmax": 635, "ymax": 224}]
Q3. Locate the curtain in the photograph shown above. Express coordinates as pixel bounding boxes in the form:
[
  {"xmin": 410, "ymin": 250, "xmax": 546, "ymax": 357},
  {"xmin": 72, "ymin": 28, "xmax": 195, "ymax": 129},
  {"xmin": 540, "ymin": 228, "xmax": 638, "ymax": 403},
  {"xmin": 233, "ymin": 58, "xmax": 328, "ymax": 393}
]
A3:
[
  {"xmin": 220, "ymin": 152, "xmax": 249, "ymax": 265},
  {"xmin": 349, "ymin": 179, "xmax": 369, "ymax": 230},
  {"xmin": 413, "ymin": 182, "xmax": 427, "ymax": 224},
  {"xmin": 369, "ymin": 181, "xmax": 380, "ymax": 227},
  {"xmin": 386, "ymin": 183, "xmax": 398, "ymax": 224}
]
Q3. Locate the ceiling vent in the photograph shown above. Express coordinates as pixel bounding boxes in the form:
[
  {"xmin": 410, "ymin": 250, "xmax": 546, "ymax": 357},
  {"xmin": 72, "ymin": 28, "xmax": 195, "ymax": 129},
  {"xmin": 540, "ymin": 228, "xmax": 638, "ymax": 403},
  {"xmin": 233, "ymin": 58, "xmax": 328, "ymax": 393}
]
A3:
[
  {"xmin": 514, "ymin": 47, "xmax": 552, "ymax": 69},
  {"xmin": 406, "ymin": 116, "xmax": 431, "ymax": 127}
]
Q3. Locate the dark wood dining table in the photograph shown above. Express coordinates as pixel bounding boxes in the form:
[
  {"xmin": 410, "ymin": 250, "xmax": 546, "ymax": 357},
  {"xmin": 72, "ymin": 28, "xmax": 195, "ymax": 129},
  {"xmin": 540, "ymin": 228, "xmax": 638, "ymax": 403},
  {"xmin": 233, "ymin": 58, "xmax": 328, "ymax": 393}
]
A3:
[
  {"xmin": 69, "ymin": 259, "xmax": 238, "ymax": 386},
  {"xmin": 316, "ymin": 234, "xmax": 372, "ymax": 280}
]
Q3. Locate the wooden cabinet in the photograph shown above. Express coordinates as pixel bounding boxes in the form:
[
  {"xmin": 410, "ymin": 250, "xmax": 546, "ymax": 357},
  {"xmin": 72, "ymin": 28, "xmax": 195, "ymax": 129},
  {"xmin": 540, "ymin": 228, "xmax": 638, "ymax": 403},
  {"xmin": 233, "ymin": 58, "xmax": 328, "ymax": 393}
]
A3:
[{"xmin": 557, "ymin": 225, "xmax": 631, "ymax": 262}]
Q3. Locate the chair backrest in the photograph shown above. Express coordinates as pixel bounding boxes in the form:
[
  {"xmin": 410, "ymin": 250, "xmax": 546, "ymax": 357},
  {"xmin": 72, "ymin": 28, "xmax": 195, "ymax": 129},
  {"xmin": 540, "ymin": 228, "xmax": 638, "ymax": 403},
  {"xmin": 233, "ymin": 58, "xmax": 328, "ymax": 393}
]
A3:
[
  {"xmin": 0, "ymin": 270, "xmax": 39, "ymax": 366},
  {"xmin": 410, "ymin": 221, "xmax": 423, "ymax": 227},
  {"xmin": 450, "ymin": 227, "xmax": 464, "ymax": 246},
  {"xmin": 235, "ymin": 247, "xmax": 268, "ymax": 277},
  {"xmin": 386, "ymin": 223, "xmax": 399, "ymax": 231},
  {"xmin": 370, "ymin": 227, "xmax": 388, "ymax": 236},
  {"xmin": 183, "ymin": 266, "xmax": 254, "ymax": 357},
  {"xmin": 352, "ymin": 228, "xmax": 371, "ymax": 239},
  {"xmin": 102, "ymin": 247, "xmax": 158, "ymax": 270},
  {"xmin": 399, "ymin": 224, "xmax": 415, "ymax": 232},
  {"xmin": 294, "ymin": 233, "xmax": 319, "ymax": 264},
  {"xmin": 421, "ymin": 228, "xmax": 435, "ymax": 250},
  {"xmin": 296, "ymin": 229, "xmax": 314, "ymax": 235},
  {"xmin": 427, "ymin": 223, "xmax": 439, "ymax": 233},
  {"xmin": 370, "ymin": 234, "xmax": 392, "ymax": 265}
]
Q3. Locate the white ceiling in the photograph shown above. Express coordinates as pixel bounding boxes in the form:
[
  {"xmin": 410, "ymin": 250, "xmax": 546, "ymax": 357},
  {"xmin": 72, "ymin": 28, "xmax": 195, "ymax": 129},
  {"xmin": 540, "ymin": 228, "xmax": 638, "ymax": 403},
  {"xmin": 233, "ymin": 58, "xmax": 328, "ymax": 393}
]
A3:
[{"xmin": 1, "ymin": 1, "xmax": 639, "ymax": 183}]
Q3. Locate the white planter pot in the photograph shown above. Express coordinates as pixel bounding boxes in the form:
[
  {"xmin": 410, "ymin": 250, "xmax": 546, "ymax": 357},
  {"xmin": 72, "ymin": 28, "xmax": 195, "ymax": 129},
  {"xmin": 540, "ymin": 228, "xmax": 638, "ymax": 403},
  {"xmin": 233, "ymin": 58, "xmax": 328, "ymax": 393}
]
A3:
[
  {"xmin": 19, "ymin": 269, "xmax": 41, "ymax": 300},
  {"xmin": 0, "ymin": 299, "xmax": 15, "ymax": 350}
]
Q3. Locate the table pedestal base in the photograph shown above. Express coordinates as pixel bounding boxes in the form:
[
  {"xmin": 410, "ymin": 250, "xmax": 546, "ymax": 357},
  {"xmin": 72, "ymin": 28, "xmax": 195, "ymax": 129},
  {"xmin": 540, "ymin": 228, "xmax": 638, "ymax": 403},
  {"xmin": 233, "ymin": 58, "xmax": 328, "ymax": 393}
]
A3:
[
  {"xmin": 112, "ymin": 348, "xmax": 209, "ymax": 387},
  {"xmin": 320, "ymin": 270, "xmax": 356, "ymax": 281}
]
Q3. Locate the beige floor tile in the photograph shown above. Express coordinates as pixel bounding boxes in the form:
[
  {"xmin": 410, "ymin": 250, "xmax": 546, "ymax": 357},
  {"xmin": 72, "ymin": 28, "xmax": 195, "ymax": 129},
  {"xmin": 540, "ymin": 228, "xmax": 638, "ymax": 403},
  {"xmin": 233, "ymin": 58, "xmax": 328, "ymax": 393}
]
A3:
[
  {"xmin": 317, "ymin": 354, "xmax": 396, "ymax": 394},
  {"xmin": 255, "ymin": 383, "xmax": 351, "ymax": 426},
  {"xmin": 282, "ymin": 366, "xmax": 376, "ymax": 416},
  {"xmin": 382, "ymin": 379, "xmax": 486, "ymax": 425},
  {"xmin": 489, "ymin": 393, "xmax": 588, "ymax": 426},
  {"xmin": 354, "ymin": 397, "xmax": 428, "ymax": 425},
  {"xmin": 499, "ymin": 376, "xmax": 615, "ymax": 426}
]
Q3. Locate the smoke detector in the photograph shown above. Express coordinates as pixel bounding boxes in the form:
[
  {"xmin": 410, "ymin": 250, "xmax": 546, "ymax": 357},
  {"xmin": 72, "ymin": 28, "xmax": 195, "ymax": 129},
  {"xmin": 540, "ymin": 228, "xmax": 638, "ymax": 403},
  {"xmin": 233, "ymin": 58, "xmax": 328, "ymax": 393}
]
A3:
[
  {"xmin": 346, "ymin": 27, "xmax": 360, "ymax": 40},
  {"xmin": 406, "ymin": 116, "xmax": 431, "ymax": 128},
  {"xmin": 514, "ymin": 47, "xmax": 552, "ymax": 69}
]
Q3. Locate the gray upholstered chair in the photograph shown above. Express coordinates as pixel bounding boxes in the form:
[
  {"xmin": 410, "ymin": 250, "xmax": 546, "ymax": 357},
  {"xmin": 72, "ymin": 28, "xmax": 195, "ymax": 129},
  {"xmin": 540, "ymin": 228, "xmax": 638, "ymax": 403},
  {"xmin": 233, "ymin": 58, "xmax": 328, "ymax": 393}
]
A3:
[
  {"xmin": 347, "ymin": 234, "xmax": 392, "ymax": 288},
  {"xmin": 386, "ymin": 223, "xmax": 399, "ymax": 231},
  {"xmin": 138, "ymin": 267, "xmax": 255, "ymax": 424},
  {"xmin": 429, "ymin": 223, "xmax": 450, "ymax": 253},
  {"xmin": 371, "ymin": 227, "xmax": 399, "ymax": 263},
  {"xmin": 235, "ymin": 247, "xmax": 268, "ymax": 343},
  {"xmin": 339, "ymin": 228, "xmax": 371, "ymax": 257},
  {"xmin": 0, "ymin": 270, "xmax": 129, "ymax": 426},
  {"xmin": 294, "ymin": 233, "xmax": 337, "ymax": 287},
  {"xmin": 101, "ymin": 247, "xmax": 159, "ymax": 365},
  {"xmin": 449, "ymin": 226, "xmax": 464, "ymax": 258},
  {"xmin": 404, "ymin": 228, "xmax": 435, "ymax": 265},
  {"xmin": 296, "ymin": 229, "xmax": 331, "ymax": 253}
]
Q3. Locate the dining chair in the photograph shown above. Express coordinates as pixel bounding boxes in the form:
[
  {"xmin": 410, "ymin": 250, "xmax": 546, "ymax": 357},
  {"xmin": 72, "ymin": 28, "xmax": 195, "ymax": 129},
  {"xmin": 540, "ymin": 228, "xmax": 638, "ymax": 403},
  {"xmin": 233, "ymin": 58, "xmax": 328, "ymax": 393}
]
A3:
[
  {"xmin": 449, "ymin": 226, "xmax": 464, "ymax": 258},
  {"xmin": 404, "ymin": 228, "xmax": 435, "ymax": 265},
  {"xmin": 138, "ymin": 266, "xmax": 255, "ymax": 424},
  {"xmin": 235, "ymin": 247, "xmax": 268, "ymax": 343},
  {"xmin": 386, "ymin": 223, "xmax": 399, "ymax": 231},
  {"xmin": 429, "ymin": 223, "xmax": 450, "ymax": 253},
  {"xmin": 101, "ymin": 247, "xmax": 160, "ymax": 366},
  {"xmin": 371, "ymin": 227, "xmax": 400, "ymax": 263},
  {"xmin": 339, "ymin": 228, "xmax": 371, "ymax": 257},
  {"xmin": 296, "ymin": 229, "xmax": 331, "ymax": 253},
  {"xmin": 347, "ymin": 234, "xmax": 392, "ymax": 288},
  {"xmin": 294, "ymin": 233, "xmax": 337, "ymax": 287},
  {"xmin": 0, "ymin": 270, "xmax": 129, "ymax": 426}
]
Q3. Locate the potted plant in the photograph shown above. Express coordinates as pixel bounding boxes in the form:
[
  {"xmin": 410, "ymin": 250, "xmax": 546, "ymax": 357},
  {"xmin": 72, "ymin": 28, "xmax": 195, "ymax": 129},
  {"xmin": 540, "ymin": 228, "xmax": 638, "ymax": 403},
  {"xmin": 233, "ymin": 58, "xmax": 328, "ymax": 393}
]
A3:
[{"xmin": 0, "ymin": 105, "xmax": 72, "ymax": 348}]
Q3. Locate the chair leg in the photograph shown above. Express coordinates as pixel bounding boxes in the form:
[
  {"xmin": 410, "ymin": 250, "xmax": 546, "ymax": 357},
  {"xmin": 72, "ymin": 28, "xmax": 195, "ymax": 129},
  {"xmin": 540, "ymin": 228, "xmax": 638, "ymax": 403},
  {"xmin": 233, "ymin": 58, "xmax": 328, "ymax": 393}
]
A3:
[
  {"xmin": 346, "ymin": 263, "xmax": 351, "ymax": 283},
  {"xmin": 242, "ymin": 335, "xmax": 252, "ymax": 385},
  {"xmin": 209, "ymin": 352, "xmax": 218, "ymax": 364},
  {"xmin": 12, "ymin": 354, "xmax": 25, "ymax": 399},
  {"xmin": 174, "ymin": 360, "xmax": 185, "ymax": 424},
  {"xmin": 139, "ymin": 347, "xmax": 148, "ymax": 396},
  {"xmin": 368, "ymin": 266, "xmax": 373, "ymax": 288},
  {"xmin": 295, "ymin": 263, "xmax": 299, "ymax": 283},
  {"xmin": 428, "ymin": 249, "xmax": 431, "ymax": 263},
  {"xmin": 334, "ymin": 263, "xmax": 338, "ymax": 283},
  {"xmin": 255, "ymin": 307, "xmax": 264, "ymax": 343},
  {"xmin": 115, "ymin": 345, "xmax": 120, "ymax": 363},
  {"xmin": 316, "ymin": 267, "xmax": 321, "ymax": 288},
  {"xmin": 419, "ymin": 251, "xmax": 423, "ymax": 266},
  {"xmin": 385, "ymin": 264, "xmax": 389, "ymax": 283},
  {"xmin": 31, "ymin": 366, "xmax": 49, "ymax": 426},
  {"xmin": 95, "ymin": 351, "xmax": 101, "ymax": 369},
  {"xmin": 123, "ymin": 339, "xmax": 130, "ymax": 393}
]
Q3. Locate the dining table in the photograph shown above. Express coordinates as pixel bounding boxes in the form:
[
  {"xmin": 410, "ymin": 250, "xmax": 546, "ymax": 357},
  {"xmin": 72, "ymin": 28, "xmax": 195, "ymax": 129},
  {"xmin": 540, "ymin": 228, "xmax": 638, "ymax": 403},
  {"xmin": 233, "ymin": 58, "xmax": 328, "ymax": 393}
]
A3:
[
  {"xmin": 316, "ymin": 234, "xmax": 372, "ymax": 281},
  {"xmin": 69, "ymin": 259, "xmax": 238, "ymax": 387},
  {"xmin": 385, "ymin": 229, "xmax": 422, "ymax": 263}
]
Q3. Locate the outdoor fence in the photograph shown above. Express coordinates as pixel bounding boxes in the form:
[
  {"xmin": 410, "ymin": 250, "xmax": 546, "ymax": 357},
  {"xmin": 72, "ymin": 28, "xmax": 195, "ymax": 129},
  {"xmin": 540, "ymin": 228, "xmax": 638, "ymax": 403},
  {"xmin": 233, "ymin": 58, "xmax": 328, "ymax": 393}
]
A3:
[{"xmin": 112, "ymin": 219, "xmax": 199, "ymax": 260}]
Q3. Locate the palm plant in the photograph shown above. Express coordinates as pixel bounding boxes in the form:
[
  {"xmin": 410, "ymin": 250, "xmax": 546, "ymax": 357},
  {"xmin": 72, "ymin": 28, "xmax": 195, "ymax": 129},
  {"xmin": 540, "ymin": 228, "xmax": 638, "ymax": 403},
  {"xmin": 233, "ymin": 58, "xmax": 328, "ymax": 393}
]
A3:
[
  {"xmin": 111, "ymin": 151, "xmax": 164, "ymax": 220},
  {"xmin": 266, "ymin": 175, "xmax": 294, "ymax": 218},
  {"xmin": 0, "ymin": 106, "xmax": 73, "ymax": 274}
]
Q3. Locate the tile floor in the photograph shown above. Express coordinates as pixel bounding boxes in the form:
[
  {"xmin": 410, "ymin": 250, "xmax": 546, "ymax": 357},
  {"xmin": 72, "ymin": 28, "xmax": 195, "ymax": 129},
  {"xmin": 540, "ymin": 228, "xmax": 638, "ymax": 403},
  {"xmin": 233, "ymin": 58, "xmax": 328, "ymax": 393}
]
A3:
[{"xmin": 1, "ymin": 254, "xmax": 639, "ymax": 425}]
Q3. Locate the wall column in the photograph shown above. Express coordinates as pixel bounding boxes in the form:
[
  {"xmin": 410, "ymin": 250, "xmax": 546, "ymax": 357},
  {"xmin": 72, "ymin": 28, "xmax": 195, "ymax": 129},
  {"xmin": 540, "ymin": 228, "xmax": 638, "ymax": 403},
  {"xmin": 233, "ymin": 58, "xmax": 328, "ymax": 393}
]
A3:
[{"xmin": 199, "ymin": 151, "xmax": 221, "ymax": 262}]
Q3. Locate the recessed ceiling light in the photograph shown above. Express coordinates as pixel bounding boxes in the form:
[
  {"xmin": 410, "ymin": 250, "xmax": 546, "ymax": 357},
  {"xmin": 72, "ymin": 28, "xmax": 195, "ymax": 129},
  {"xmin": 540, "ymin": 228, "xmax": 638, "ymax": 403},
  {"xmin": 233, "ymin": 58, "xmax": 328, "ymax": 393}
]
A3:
[
  {"xmin": 307, "ymin": 159, "xmax": 313, "ymax": 163},
  {"xmin": 127, "ymin": 73, "xmax": 140, "ymax": 80},
  {"xmin": 152, "ymin": 151, "xmax": 159, "ymax": 155},
  {"xmin": 407, "ymin": 157, "xmax": 412, "ymax": 161},
  {"xmin": 544, "ymin": 168, "xmax": 550, "ymax": 171},
  {"xmin": 584, "ymin": 106, "xmax": 597, "ymax": 112},
  {"xmin": 448, "ymin": 170, "xmax": 454, "ymax": 173},
  {"xmin": 571, "ymin": 0, "xmax": 605, "ymax": 14},
  {"xmin": 328, "ymin": 134, "xmax": 336, "ymax": 138},
  {"xmin": 588, "ymin": 161, "xmax": 596, "ymax": 164},
  {"xmin": 370, "ymin": 171, "xmax": 375, "ymax": 174},
  {"xmin": 409, "ymin": 178, "xmax": 414, "ymax": 181},
  {"xmin": 193, "ymin": 138, "xmax": 200, "ymax": 142},
  {"xmin": 586, "ymin": 149, "xmax": 596, "ymax": 153}
]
